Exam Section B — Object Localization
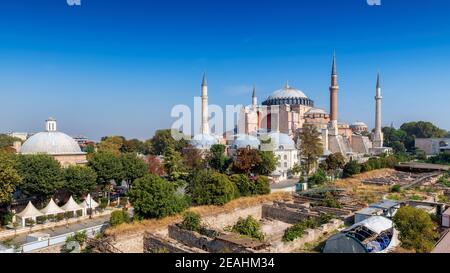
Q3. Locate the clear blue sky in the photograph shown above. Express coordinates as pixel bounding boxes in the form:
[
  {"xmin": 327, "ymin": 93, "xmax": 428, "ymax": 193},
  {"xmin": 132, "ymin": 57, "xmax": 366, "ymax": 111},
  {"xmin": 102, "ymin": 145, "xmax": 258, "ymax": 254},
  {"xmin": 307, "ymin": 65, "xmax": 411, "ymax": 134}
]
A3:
[{"xmin": 1, "ymin": 0, "xmax": 450, "ymax": 140}]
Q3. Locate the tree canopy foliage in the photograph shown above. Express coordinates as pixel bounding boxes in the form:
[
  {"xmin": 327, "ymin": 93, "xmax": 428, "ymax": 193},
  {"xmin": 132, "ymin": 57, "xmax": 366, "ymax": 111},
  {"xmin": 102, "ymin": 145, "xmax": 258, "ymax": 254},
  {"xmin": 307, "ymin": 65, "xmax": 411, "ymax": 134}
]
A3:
[
  {"xmin": 299, "ymin": 125, "xmax": 323, "ymax": 174},
  {"xmin": 128, "ymin": 174, "xmax": 188, "ymax": 219},
  {"xmin": 187, "ymin": 169, "xmax": 237, "ymax": 206},
  {"xmin": 393, "ymin": 206, "xmax": 439, "ymax": 253},
  {"xmin": 0, "ymin": 152, "xmax": 22, "ymax": 204},
  {"xmin": 64, "ymin": 165, "xmax": 97, "ymax": 199},
  {"xmin": 17, "ymin": 154, "xmax": 64, "ymax": 201}
]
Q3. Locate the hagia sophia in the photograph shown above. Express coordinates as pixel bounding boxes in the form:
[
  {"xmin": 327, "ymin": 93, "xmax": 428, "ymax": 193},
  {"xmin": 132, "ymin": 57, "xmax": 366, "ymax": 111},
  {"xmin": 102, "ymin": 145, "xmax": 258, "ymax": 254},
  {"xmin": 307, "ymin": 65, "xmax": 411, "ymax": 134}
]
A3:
[{"xmin": 191, "ymin": 53, "xmax": 392, "ymax": 180}]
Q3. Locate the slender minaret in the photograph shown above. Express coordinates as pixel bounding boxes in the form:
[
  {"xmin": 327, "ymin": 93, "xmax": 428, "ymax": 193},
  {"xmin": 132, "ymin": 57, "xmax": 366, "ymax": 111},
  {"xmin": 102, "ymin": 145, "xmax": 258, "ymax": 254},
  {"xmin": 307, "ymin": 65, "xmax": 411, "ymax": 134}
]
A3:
[
  {"xmin": 329, "ymin": 52, "xmax": 339, "ymax": 134},
  {"xmin": 373, "ymin": 73, "xmax": 383, "ymax": 148},
  {"xmin": 252, "ymin": 85, "xmax": 257, "ymax": 108},
  {"xmin": 201, "ymin": 73, "xmax": 209, "ymax": 135}
]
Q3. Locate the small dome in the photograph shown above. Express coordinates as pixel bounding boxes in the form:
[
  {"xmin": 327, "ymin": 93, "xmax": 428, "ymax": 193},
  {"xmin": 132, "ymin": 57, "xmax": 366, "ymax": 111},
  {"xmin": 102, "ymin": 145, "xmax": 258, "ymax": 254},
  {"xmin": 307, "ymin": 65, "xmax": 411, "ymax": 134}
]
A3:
[
  {"xmin": 233, "ymin": 135, "xmax": 260, "ymax": 149},
  {"xmin": 306, "ymin": 108, "xmax": 328, "ymax": 115},
  {"xmin": 191, "ymin": 134, "xmax": 219, "ymax": 149},
  {"xmin": 261, "ymin": 132, "xmax": 296, "ymax": 151},
  {"xmin": 351, "ymin": 121, "xmax": 368, "ymax": 127},
  {"xmin": 20, "ymin": 118, "xmax": 84, "ymax": 155},
  {"xmin": 21, "ymin": 132, "xmax": 83, "ymax": 155},
  {"xmin": 262, "ymin": 82, "xmax": 314, "ymax": 107}
]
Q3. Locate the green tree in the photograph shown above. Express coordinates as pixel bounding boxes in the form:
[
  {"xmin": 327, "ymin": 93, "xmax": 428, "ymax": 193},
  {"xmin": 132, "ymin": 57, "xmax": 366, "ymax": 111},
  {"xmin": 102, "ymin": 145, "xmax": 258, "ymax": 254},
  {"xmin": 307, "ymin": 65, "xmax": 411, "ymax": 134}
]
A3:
[
  {"xmin": 324, "ymin": 153, "xmax": 346, "ymax": 173},
  {"xmin": 187, "ymin": 170, "xmax": 237, "ymax": 206},
  {"xmin": 148, "ymin": 130, "xmax": 176, "ymax": 155},
  {"xmin": 18, "ymin": 154, "xmax": 64, "ymax": 201},
  {"xmin": 110, "ymin": 210, "xmax": 130, "ymax": 227},
  {"xmin": 299, "ymin": 125, "xmax": 324, "ymax": 175},
  {"xmin": 400, "ymin": 121, "xmax": 448, "ymax": 139},
  {"xmin": 128, "ymin": 174, "xmax": 188, "ymax": 219},
  {"xmin": 97, "ymin": 136, "xmax": 125, "ymax": 155},
  {"xmin": 255, "ymin": 151, "xmax": 278, "ymax": 176},
  {"xmin": 342, "ymin": 160, "xmax": 361, "ymax": 178},
  {"xmin": 64, "ymin": 165, "xmax": 97, "ymax": 199},
  {"xmin": 0, "ymin": 152, "xmax": 22, "ymax": 204},
  {"xmin": 207, "ymin": 144, "xmax": 228, "ymax": 172},
  {"xmin": 391, "ymin": 141, "xmax": 406, "ymax": 154},
  {"xmin": 121, "ymin": 153, "xmax": 148, "ymax": 188},
  {"xmin": 163, "ymin": 145, "xmax": 185, "ymax": 181},
  {"xmin": 393, "ymin": 206, "xmax": 439, "ymax": 253},
  {"xmin": 88, "ymin": 152, "xmax": 124, "ymax": 185},
  {"xmin": 230, "ymin": 174, "xmax": 254, "ymax": 197},
  {"xmin": 121, "ymin": 139, "xmax": 145, "ymax": 154}
]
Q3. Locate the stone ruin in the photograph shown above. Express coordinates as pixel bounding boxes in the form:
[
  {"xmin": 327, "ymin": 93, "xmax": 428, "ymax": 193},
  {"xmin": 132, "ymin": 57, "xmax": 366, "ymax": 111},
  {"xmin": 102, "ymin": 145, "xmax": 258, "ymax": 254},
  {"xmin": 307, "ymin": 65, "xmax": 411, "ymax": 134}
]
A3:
[{"xmin": 143, "ymin": 195, "xmax": 353, "ymax": 253}]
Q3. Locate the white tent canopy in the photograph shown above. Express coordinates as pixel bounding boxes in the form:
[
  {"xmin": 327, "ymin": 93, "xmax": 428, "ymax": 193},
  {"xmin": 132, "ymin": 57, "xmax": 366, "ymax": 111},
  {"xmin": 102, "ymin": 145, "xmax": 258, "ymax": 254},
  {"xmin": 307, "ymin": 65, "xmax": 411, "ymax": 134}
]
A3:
[
  {"xmin": 16, "ymin": 201, "xmax": 44, "ymax": 227},
  {"xmin": 80, "ymin": 194, "xmax": 99, "ymax": 209},
  {"xmin": 60, "ymin": 196, "xmax": 83, "ymax": 212},
  {"xmin": 40, "ymin": 198, "xmax": 65, "ymax": 215},
  {"xmin": 345, "ymin": 216, "xmax": 393, "ymax": 234}
]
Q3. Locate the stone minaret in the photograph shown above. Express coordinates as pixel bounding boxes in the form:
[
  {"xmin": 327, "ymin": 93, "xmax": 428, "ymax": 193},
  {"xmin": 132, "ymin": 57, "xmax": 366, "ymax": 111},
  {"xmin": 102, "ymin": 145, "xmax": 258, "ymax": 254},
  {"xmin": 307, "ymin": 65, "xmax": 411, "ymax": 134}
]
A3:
[
  {"xmin": 201, "ymin": 73, "xmax": 210, "ymax": 135},
  {"xmin": 252, "ymin": 85, "xmax": 257, "ymax": 109},
  {"xmin": 373, "ymin": 73, "xmax": 384, "ymax": 148},
  {"xmin": 329, "ymin": 52, "xmax": 339, "ymax": 134}
]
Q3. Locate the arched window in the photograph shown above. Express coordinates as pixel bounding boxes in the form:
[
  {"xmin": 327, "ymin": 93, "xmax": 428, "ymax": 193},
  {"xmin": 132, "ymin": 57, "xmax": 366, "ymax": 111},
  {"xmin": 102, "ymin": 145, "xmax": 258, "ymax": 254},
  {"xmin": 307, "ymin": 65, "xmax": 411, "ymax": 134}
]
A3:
[
  {"xmin": 284, "ymin": 162, "xmax": 288, "ymax": 168},
  {"xmin": 284, "ymin": 155, "xmax": 288, "ymax": 160},
  {"xmin": 279, "ymin": 145, "xmax": 284, "ymax": 150}
]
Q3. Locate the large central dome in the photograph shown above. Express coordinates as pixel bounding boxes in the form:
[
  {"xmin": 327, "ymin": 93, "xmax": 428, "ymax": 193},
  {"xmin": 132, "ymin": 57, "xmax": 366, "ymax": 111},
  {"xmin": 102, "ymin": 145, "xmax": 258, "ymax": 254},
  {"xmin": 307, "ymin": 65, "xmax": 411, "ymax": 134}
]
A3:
[
  {"xmin": 262, "ymin": 82, "xmax": 314, "ymax": 106},
  {"xmin": 20, "ymin": 118, "xmax": 84, "ymax": 155}
]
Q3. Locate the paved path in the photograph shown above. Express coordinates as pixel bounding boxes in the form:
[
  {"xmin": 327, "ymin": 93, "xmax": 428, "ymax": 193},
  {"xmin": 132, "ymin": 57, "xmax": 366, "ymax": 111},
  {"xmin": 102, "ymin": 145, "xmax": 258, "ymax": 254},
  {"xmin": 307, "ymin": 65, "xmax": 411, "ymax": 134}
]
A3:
[{"xmin": 1, "ymin": 215, "xmax": 110, "ymax": 246}]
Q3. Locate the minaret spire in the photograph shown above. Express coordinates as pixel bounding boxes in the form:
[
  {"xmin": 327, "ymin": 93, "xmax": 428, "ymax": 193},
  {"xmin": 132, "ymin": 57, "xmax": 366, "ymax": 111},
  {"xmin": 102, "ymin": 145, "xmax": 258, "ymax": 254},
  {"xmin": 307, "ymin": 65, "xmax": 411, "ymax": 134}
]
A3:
[
  {"xmin": 332, "ymin": 51, "xmax": 337, "ymax": 75},
  {"xmin": 201, "ymin": 73, "xmax": 209, "ymax": 135},
  {"xmin": 252, "ymin": 85, "xmax": 257, "ymax": 108},
  {"xmin": 373, "ymin": 73, "xmax": 383, "ymax": 148},
  {"xmin": 202, "ymin": 72, "xmax": 207, "ymax": 86},
  {"xmin": 329, "ymin": 52, "xmax": 339, "ymax": 134}
]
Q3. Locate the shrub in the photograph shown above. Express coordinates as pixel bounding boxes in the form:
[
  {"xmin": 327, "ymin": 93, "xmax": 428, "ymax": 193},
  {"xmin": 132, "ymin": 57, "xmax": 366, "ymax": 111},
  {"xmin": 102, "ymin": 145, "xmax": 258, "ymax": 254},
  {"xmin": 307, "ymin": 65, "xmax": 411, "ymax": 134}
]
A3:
[
  {"xmin": 391, "ymin": 184, "xmax": 402, "ymax": 193},
  {"xmin": 128, "ymin": 174, "xmax": 189, "ymax": 219},
  {"xmin": 321, "ymin": 192, "xmax": 342, "ymax": 208},
  {"xmin": 230, "ymin": 174, "xmax": 254, "ymax": 197},
  {"xmin": 393, "ymin": 206, "xmax": 439, "ymax": 253},
  {"xmin": 308, "ymin": 169, "xmax": 328, "ymax": 187},
  {"xmin": 36, "ymin": 215, "xmax": 47, "ymax": 225},
  {"xmin": 99, "ymin": 198, "xmax": 108, "ymax": 209},
  {"xmin": 1, "ymin": 212, "xmax": 13, "ymax": 226},
  {"xmin": 179, "ymin": 211, "xmax": 201, "ymax": 232},
  {"xmin": 187, "ymin": 170, "xmax": 237, "ymax": 206},
  {"xmin": 343, "ymin": 160, "xmax": 361, "ymax": 178},
  {"xmin": 110, "ymin": 210, "xmax": 130, "ymax": 227},
  {"xmin": 253, "ymin": 176, "xmax": 271, "ymax": 195},
  {"xmin": 282, "ymin": 216, "xmax": 331, "ymax": 242},
  {"xmin": 232, "ymin": 216, "xmax": 265, "ymax": 241}
]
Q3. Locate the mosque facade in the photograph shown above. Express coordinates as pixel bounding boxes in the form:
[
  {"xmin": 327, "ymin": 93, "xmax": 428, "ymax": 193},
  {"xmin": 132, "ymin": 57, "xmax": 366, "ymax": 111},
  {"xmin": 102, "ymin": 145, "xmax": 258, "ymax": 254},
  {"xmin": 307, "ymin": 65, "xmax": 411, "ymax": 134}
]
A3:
[{"xmin": 190, "ymin": 53, "xmax": 392, "ymax": 181}]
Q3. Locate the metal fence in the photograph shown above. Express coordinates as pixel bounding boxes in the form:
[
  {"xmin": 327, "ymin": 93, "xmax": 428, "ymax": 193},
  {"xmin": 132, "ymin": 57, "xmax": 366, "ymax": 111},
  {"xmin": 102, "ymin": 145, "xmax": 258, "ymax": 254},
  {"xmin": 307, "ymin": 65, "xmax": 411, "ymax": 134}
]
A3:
[{"xmin": 0, "ymin": 224, "xmax": 106, "ymax": 253}]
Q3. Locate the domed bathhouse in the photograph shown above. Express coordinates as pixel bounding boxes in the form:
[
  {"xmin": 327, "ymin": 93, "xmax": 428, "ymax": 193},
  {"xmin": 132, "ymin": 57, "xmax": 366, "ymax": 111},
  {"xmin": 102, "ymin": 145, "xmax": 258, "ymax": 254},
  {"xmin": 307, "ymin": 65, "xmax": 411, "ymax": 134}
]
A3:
[
  {"xmin": 231, "ymin": 134, "xmax": 261, "ymax": 150},
  {"xmin": 260, "ymin": 132, "xmax": 299, "ymax": 182},
  {"xmin": 19, "ymin": 118, "xmax": 87, "ymax": 167},
  {"xmin": 191, "ymin": 133, "xmax": 219, "ymax": 150}
]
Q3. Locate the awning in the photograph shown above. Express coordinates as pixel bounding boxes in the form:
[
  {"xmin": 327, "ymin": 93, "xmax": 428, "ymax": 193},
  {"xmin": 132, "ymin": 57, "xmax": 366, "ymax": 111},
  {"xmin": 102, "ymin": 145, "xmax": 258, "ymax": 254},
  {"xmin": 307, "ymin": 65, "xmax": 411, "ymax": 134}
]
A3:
[
  {"xmin": 345, "ymin": 216, "xmax": 393, "ymax": 234},
  {"xmin": 60, "ymin": 196, "xmax": 83, "ymax": 212},
  {"xmin": 40, "ymin": 198, "xmax": 65, "ymax": 215},
  {"xmin": 80, "ymin": 194, "xmax": 99, "ymax": 209},
  {"xmin": 16, "ymin": 201, "xmax": 44, "ymax": 218}
]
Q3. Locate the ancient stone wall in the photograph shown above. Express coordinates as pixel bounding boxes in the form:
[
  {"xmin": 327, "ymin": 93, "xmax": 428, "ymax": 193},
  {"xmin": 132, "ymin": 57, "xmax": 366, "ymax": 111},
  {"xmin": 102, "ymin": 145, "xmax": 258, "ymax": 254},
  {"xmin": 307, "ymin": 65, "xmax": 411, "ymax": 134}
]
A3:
[
  {"xmin": 201, "ymin": 204, "xmax": 264, "ymax": 229},
  {"xmin": 267, "ymin": 219, "xmax": 343, "ymax": 253},
  {"xmin": 262, "ymin": 204, "xmax": 316, "ymax": 224}
]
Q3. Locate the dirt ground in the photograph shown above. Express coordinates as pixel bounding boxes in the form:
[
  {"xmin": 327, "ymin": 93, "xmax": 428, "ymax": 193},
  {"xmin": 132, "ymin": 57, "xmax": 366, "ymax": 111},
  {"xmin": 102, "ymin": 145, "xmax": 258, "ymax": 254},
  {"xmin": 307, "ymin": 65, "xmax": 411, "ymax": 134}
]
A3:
[{"xmin": 105, "ymin": 192, "xmax": 292, "ymax": 238}]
